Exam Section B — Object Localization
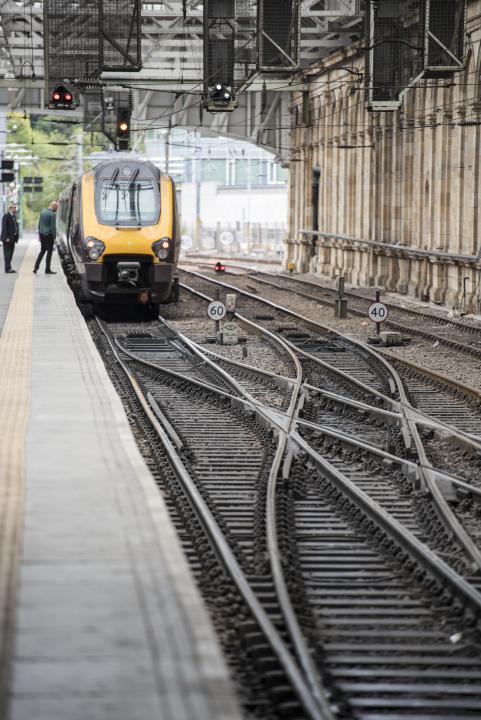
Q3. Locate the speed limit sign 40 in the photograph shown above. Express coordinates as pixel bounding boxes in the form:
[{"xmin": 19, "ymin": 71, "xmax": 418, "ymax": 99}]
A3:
[
  {"xmin": 207, "ymin": 300, "xmax": 226, "ymax": 320},
  {"xmin": 368, "ymin": 302, "xmax": 388, "ymax": 323}
]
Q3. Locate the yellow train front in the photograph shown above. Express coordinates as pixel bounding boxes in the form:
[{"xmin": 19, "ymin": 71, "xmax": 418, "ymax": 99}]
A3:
[{"xmin": 57, "ymin": 158, "xmax": 180, "ymax": 312}]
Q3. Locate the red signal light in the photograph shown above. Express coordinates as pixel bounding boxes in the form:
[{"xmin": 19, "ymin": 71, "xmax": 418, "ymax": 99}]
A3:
[
  {"xmin": 51, "ymin": 84, "xmax": 74, "ymax": 108},
  {"xmin": 214, "ymin": 262, "xmax": 225, "ymax": 272}
]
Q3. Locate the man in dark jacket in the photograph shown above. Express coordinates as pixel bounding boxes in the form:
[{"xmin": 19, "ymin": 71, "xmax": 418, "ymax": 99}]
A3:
[
  {"xmin": 34, "ymin": 200, "xmax": 58, "ymax": 274},
  {"xmin": 0, "ymin": 202, "xmax": 19, "ymax": 273}
]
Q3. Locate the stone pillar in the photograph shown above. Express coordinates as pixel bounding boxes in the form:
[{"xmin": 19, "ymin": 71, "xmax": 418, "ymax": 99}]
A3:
[
  {"xmin": 456, "ymin": 106, "xmax": 467, "ymax": 255},
  {"xmin": 396, "ymin": 257, "xmax": 410, "ymax": 294},
  {"xmin": 470, "ymin": 102, "xmax": 481, "ymax": 257}
]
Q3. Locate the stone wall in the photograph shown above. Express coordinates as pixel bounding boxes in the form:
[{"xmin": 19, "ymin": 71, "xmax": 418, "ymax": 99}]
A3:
[{"xmin": 287, "ymin": 1, "xmax": 481, "ymax": 312}]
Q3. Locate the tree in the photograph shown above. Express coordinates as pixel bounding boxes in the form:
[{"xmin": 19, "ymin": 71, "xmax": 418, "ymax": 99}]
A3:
[{"xmin": 7, "ymin": 113, "xmax": 106, "ymax": 229}]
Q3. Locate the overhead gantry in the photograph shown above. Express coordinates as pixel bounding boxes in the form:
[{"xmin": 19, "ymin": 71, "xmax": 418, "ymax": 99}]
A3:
[{"xmin": 0, "ymin": 0, "xmax": 362, "ymax": 159}]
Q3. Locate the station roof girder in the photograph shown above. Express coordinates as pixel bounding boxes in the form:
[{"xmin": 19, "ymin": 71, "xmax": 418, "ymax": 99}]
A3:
[
  {"xmin": 0, "ymin": 1, "xmax": 361, "ymax": 159},
  {"xmin": 0, "ymin": 0, "xmax": 363, "ymax": 86}
]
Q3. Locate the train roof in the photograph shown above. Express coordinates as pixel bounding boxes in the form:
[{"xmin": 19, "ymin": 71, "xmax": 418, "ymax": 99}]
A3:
[{"xmin": 93, "ymin": 157, "xmax": 161, "ymax": 179}]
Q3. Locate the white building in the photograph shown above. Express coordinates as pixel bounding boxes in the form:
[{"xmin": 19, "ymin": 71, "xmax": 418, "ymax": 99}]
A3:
[{"xmin": 145, "ymin": 129, "xmax": 288, "ymax": 254}]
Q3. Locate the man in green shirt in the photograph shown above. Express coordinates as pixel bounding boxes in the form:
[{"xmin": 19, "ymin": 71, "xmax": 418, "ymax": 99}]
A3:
[{"xmin": 34, "ymin": 200, "xmax": 59, "ymax": 274}]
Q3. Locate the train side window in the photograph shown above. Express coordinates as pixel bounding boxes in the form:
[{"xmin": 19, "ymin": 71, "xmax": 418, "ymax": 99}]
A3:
[
  {"xmin": 67, "ymin": 185, "xmax": 77, "ymax": 240},
  {"xmin": 61, "ymin": 198, "xmax": 68, "ymax": 224}
]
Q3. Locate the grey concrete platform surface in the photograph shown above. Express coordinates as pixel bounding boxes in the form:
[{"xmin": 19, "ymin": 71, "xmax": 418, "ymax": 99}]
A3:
[
  {"xmin": 0, "ymin": 242, "xmax": 26, "ymax": 335},
  {"xmin": 0, "ymin": 242, "xmax": 242, "ymax": 720}
]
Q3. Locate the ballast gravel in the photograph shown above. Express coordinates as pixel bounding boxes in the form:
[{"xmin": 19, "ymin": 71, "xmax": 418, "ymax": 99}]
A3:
[{"xmin": 193, "ymin": 271, "xmax": 481, "ymax": 394}]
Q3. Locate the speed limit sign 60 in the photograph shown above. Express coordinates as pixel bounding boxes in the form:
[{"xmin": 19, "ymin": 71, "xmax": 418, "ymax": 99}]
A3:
[
  {"xmin": 368, "ymin": 302, "xmax": 388, "ymax": 323},
  {"xmin": 207, "ymin": 300, "xmax": 226, "ymax": 320}
]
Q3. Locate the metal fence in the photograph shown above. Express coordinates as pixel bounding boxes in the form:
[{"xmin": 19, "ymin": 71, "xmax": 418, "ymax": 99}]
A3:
[
  {"xmin": 203, "ymin": 0, "xmax": 257, "ymax": 95},
  {"xmin": 181, "ymin": 221, "xmax": 286, "ymax": 258},
  {"xmin": 43, "ymin": 0, "xmax": 142, "ymax": 103},
  {"xmin": 257, "ymin": 0, "xmax": 299, "ymax": 70},
  {"xmin": 44, "ymin": 0, "xmax": 100, "ymax": 88},
  {"xmin": 365, "ymin": 0, "xmax": 424, "ymax": 110},
  {"xmin": 100, "ymin": 0, "xmax": 142, "ymax": 71}
]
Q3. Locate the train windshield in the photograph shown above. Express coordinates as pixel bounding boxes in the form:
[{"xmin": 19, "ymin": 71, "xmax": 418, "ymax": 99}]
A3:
[{"xmin": 96, "ymin": 176, "xmax": 160, "ymax": 226}]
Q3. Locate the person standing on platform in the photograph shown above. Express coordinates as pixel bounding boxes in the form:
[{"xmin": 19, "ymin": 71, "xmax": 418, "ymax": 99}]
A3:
[
  {"xmin": 0, "ymin": 202, "xmax": 19, "ymax": 273},
  {"xmin": 34, "ymin": 200, "xmax": 58, "ymax": 274}
]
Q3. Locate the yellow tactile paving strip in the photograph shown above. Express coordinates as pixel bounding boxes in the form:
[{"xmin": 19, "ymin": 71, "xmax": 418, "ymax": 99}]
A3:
[{"xmin": 0, "ymin": 242, "xmax": 35, "ymax": 710}]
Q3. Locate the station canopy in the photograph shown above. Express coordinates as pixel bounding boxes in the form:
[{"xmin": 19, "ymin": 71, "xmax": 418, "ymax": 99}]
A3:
[{"xmin": 0, "ymin": 1, "xmax": 363, "ymax": 90}]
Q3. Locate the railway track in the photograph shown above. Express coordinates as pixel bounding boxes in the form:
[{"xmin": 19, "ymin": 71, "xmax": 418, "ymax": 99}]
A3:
[
  {"xmin": 90, "ymin": 312, "xmax": 481, "ymax": 719},
  {"xmin": 281, "ymin": 445, "xmax": 481, "ymax": 720},
  {"xmin": 178, "ymin": 269, "xmax": 481, "ymax": 437},
  {"xmin": 93, "ymin": 316, "xmax": 326, "ymax": 719},
  {"xmin": 162, "ymin": 285, "xmax": 299, "ymax": 381},
  {"xmin": 299, "ymin": 386, "xmax": 407, "ymax": 457},
  {"xmin": 178, "ymin": 270, "xmax": 397, "ymax": 399},
  {"xmin": 177, "ymin": 269, "xmax": 481, "ymax": 569},
  {"xmin": 201, "ymin": 346, "xmax": 294, "ymax": 413},
  {"xmin": 246, "ymin": 272, "xmax": 481, "ymax": 358},
  {"xmin": 384, "ymin": 355, "xmax": 481, "ymax": 437}
]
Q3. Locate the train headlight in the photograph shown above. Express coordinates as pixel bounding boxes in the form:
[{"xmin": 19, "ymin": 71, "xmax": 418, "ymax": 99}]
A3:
[
  {"xmin": 152, "ymin": 238, "xmax": 171, "ymax": 261},
  {"xmin": 85, "ymin": 237, "xmax": 105, "ymax": 262}
]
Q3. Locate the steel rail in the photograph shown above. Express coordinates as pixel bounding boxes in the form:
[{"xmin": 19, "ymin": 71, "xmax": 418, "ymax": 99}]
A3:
[
  {"xmin": 294, "ymin": 432, "xmax": 481, "ymax": 614},
  {"xmin": 184, "ymin": 259, "xmax": 481, "ymax": 345},
  {"xmin": 298, "ymin": 383, "xmax": 481, "ymax": 492},
  {"xmin": 198, "ymin": 343, "xmax": 295, "ymax": 387},
  {"xmin": 297, "ymin": 416, "xmax": 481, "ymax": 501},
  {"xmin": 380, "ymin": 350, "xmax": 481, "ymax": 405},
  {"xmin": 95, "ymin": 310, "xmax": 481, "ymax": 714},
  {"xmin": 95, "ymin": 316, "xmax": 328, "ymax": 720},
  {"xmin": 176, "ymin": 288, "xmax": 481, "ymax": 676},
  {"xmin": 161, "ymin": 287, "xmax": 334, "ymax": 714},
  {"xmin": 178, "ymin": 282, "xmax": 303, "ymax": 420},
  {"xmin": 109, "ymin": 310, "xmax": 341, "ymax": 714},
  {"xmin": 99, "ymin": 316, "xmax": 338, "ymax": 715},
  {"xmin": 302, "ymin": 384, "xmax": 402, "ymax": 423},
  {"xmin": 250, "ymin": 274, "xmax": 481, "ymax": 359},
  {"xmin": 180, "ymin": 280, "xmax": 397, "ymax": 409},
  {"xmin": 179, "ymin": 269, "xmax": 402, "ymax": 397},
  {"xmin": 196, "ymin": 345, "xmax": 296, "ymax": 413},
  {"xmin": 300, "ymin": 384, "xmax": 410, "ymax": 451},
  {"xmin": 284, "ymin": 273, "xmax": 481, "ymax": 334},
  {"xmin": 266, "ymin": 435, "xmax": 336, "ymax": 720},
  {"xmin": 179, "ymin": 269, "xmax": 481, "ymax": 571}
]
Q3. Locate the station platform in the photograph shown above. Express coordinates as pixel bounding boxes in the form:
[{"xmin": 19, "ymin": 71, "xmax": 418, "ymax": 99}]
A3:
[{"xmin": 0, "ymin": 240, "xmax": 242, "ymax": 720}]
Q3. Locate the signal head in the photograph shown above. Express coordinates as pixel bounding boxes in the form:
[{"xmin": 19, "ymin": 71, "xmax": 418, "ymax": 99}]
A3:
[
  {"xmin": 51, "ymin": 84, "xmax": 74, "ymax": 108},
  {"xmin": 116, "ymin": 108, "xmax": 131, "ymax": 138}
]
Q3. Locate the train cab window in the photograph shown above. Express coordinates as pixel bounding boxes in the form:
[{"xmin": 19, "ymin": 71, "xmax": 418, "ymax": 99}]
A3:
[{"xmin": 95, "ymin": 175, "xmax": 160, "ymax": 227}]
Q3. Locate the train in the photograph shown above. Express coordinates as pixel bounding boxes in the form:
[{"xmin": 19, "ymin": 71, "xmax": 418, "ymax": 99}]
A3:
[{"xmin": 57, "ymin": 156, "xmax": 180, "ymax": 316}]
